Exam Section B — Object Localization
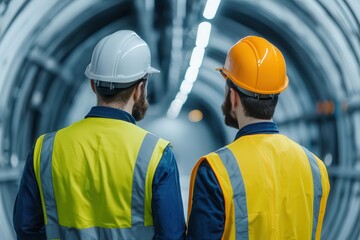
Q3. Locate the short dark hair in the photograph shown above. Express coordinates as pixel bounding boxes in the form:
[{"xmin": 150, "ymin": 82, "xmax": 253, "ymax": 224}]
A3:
[
  {"xmin": 239, "ymin": 93, "xmax": 278, "ymax": 119},
  {"xmin": 226, "ymin": 79, "xmax": 278, "ymax": 119},
  {"xmin": 96, "ymin": 78, "xmax": 147, "ymax": 104}
]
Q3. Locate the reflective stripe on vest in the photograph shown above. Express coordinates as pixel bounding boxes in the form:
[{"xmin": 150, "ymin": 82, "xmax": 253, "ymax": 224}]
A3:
[
  {"xmin": 302, "ymin": 147, "xmax": 323, "ymax": 239},
  {"xmin": 40, "ymin": 132, "xmax": 159, "ymax": 239},
  {"xmin": 216, "ymin": 147, "xmax": 248, "ymax": 239},
  {"xmin": 41, "ymin": 132, "xmax": 60, "ymax": 239},
  {"xmin": 217, "ymin": 146, "xmax": 323, "ymax": 240}
]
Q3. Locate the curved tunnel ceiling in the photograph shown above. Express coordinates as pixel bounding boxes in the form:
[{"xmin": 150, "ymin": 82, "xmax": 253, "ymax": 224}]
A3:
[{"xmin": 1, "ymin": 0, "xmax": 360, "ymax": 239}]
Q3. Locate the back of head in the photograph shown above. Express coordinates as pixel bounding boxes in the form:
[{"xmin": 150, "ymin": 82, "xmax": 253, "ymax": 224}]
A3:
[{"xmin": 218, "ymin": 36, "xmax": 289, "ymax": 119}]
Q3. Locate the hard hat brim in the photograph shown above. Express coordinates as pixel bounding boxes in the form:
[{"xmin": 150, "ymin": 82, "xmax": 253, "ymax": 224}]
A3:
[
  {"xmin": 215, "ymin": 67, "xmax": 227, "ymax": 80},
  {"xmin": 85, "ymin": 64, "xmax": 161, "ymax": 83},
  {"xmin": 147, "ymin": 66, "xmax": 160, "ymax": 74},
  {"xmin": 215, "ymin": 67, "xmax": 288, "ymax": 94}
]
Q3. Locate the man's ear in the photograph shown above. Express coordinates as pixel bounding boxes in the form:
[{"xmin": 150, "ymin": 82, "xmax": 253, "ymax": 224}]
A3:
[
  {"xmin": 90, "ymin": 80, "xmax": 96, "ymax": 93},
  {"xmin": 133, "ymin": 81, "xmax": 144, "ymax": 101},
  {"xmin": 229, "ymin": 88, "xmax": 239, "ymax": 111}
]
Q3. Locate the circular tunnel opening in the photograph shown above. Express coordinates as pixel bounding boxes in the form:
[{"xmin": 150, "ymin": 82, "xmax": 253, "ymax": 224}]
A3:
[{"xmin": 1, "ymin": 0, "xmax": 360, "ymax": 239}]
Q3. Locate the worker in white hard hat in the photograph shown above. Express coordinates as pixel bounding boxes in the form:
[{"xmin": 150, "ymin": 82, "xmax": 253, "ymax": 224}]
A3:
[{"xmin": 13, "ymin": 30, "xmax": 186, "ymax": 240}]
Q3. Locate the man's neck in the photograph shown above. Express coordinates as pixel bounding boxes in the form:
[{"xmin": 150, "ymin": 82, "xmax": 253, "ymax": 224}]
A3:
[
  {"xmin": 97, "ymin": 101, "xmax": 133, "ymax": 115},
  {"xmin": 237, "ymin": 116, "xmax": 273, "ymax": 130}
]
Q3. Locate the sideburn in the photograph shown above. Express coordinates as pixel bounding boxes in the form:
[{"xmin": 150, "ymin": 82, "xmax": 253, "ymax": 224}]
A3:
[
  {"xmin": 221, "ymin": 90, "xmax": 239, "ymax": 129},
  {"xmin": 132, "ymin": 85, "xmax": 148, "ymax": 121}
]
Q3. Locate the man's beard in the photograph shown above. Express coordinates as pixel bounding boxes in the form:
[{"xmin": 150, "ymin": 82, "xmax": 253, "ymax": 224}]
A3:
[
  {"xmin": 221, "ymin": 90, "xmax": 239, "ymax": 129},
  {"xmin": 132, "ymin": 88, "xmax": 148, "ymax": 121}
]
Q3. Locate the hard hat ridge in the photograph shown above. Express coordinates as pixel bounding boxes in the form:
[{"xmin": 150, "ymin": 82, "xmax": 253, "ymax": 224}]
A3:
[{"xmin": 85, "ymin": 30, "xmax": 160, "ymax": 87}]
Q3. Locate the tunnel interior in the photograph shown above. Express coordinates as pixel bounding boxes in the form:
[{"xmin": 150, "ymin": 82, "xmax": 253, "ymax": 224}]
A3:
[{"xmin": 1, "ymin": 0, "xmax": 360, "ymax": 239}]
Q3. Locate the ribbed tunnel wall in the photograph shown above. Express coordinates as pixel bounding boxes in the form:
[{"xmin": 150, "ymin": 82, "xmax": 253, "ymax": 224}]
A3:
[{"xmin": 1, "ymin": 0, "xmax": 359, "ymax": 239}]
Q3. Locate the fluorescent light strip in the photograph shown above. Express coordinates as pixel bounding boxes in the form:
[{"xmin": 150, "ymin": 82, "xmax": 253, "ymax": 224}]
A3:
[
  {"xmin": 189, "ymin": 46, "xmax": 205, "ymax": 68},
  {"xmin": 185, "ymin": 66, "xmax": 199, "ymax": 83},
  {"xmin": 180, "ymin": 81, "xmax": 194, "ymax": 95},
  {"xmin": 176, "ymin": 92, "xmax": 188, "ymax": 103},
  {"xmin": 196, "ymin": 22, "xmax": 212, "ymax": 48},
  {"xmin": 167, "ymin": 2, "xmax": 220, "ymax": 119},
  {"xmin": 203, "ymin": 0, "xmax": 221, "ymax": 20},
  {"xmin": 168, "ymin": 100, "xmax": 183, "ymax": 119}
]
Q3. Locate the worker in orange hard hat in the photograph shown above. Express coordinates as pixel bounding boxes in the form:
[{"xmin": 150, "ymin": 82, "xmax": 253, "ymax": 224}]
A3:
[{"xmin": 186, "ymin": 36, "xmax": 330, "ymax": 240}]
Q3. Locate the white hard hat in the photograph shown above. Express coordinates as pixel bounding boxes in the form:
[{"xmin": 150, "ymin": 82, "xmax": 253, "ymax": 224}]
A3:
[{"xmin": 85, "ymin": 30, "xmax": 160, "ymax": 84}]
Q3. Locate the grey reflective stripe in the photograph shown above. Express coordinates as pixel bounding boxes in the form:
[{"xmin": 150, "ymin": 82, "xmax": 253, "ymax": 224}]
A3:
[
  {"xmin": 59, "ymin": 225, "xmax": 154, "ymax": 240},
  {"xmin": 40, "ymin": 132, "xmax": 61, "ymax": 239},
  {"xmin": 216, "ymin": 147, "xmax": 248, "ymax": 239},
  {"xmin": 302, "ymin": 147, "xmax": 323, "ymax": 240},
  {"xmin": 131, "ymin": 133, "xmax": 159, "ymax": 226},
  {"xmin": 40, "ymin": 132, "xmax": 158, "ymax": 239}
]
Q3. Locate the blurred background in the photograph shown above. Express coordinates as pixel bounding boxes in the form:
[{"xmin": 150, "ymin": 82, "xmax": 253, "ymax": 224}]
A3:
[{"xmin": 1, "ymin": 0, "xmax": 359, "ymax": 239}]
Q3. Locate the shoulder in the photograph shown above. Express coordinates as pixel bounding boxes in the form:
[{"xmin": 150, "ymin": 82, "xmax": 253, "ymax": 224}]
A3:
[
  {"xmin": 152, "ymin": 145, "xmax": 179, "ymax": 186},
  {"xmin": 197, "ymin": 160, "xmax": 216, "ymax": 179},
  {"xmin": 157, "ymin": 144, "xmax": 175, "ymax": 168},
  {"xmin": 192, "ymin": 160, "xmax": 223, "ymax": 200},
  {"xmin": 190, "ymin": 151, "xmax": 220, "ymax": 183},
  {"xmin": 305, "ymin": 148, "xmax": 329, "ymax": 175},
  {"xmin": 33, "ymin": 134, "xmax": 47, "ymax": 158},
  {"xmin": 200, "ymin": 146, "xmax": 232, "ymax": 169}
]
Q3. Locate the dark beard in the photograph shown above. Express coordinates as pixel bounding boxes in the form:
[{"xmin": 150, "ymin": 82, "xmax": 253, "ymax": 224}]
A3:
[
  {"xmin": 221, "ymin": 90, "xmax": 239, "ymax": 129},
  {"xmin": 132, "ymin": 89, "xmax": 148, "ymax": 121}
]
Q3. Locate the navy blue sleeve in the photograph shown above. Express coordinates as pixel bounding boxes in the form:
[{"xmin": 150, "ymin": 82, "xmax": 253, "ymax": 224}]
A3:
[
  {"xmin": 187, "ymin": 160, "xmax": 225, "ymax": 240},
  {"xmin": 13, "ymin": 149, "xmax": 46, "ymax": 240},
  {"xmin": 152, "ymin": 145, "xmax": 186, "ymax": 240}
]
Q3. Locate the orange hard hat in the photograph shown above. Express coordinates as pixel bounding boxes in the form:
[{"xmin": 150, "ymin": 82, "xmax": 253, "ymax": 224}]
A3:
[{"xmin": 217, "ymin": 36, "xmax": 288, "ymax": 96}]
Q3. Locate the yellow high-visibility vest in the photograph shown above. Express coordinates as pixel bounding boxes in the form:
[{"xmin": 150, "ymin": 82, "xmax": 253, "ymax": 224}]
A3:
[
  {"xmin": 188, "ymin": 133, "xmax": 330, "ymax": 240},
  {"xmin": 33, "ymin": 117, "xmax": 169, "ymax": 239}
]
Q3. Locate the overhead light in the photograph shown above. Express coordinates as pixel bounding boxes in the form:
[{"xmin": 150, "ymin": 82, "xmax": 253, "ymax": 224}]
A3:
[
  {"xmin": 175, "ymin": 92, "xmax": 188, "ymax": 103},
  {"xmin": 167, "ymin": 100, "xmax": 183, "ymax": 119},
  {"xmin": 180, "ymin": 81, "xmax": 193, "ymax": 95},
  {"xmin": 167, "ymin": 0, "xmax": 222, "ymax": 119},
  {"xmin": 189, "ymin": 47, "xmax": 205, "ymax": 68},
  {"xmin": 203, "ymin": 0, "xmax": 221, "ymax": 19},
  {"xmin": 185, "ymin": 67, "xmax": 199, "ymax": 83},
  {"xmin": 167, "ymin": 108, "xmax": 181, "ymax": 119},
  {"xmin": 188, "ymin": 109, "xmax": 204, "ymax": 123},
  {"xmin": 196, "ymin": 22, "xmax": 212, "ymax": 48}
]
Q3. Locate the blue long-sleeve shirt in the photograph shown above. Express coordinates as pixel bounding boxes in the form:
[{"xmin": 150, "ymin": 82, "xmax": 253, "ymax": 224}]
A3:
[
  {"xmin": 13, "ymin": 106, "xmax": 186, "ymax": 240},
  {"xmin": 187, "ymin": 122, "xmax": 279, "ymax": 240}
]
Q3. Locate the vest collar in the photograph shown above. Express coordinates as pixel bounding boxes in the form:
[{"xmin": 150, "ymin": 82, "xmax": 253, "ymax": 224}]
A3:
[
  {"xmin": 234, "ymin": 122, "xmax": 279, "ymax": 141},
  {"xmin": 85, "ymin": 106, "xmax": 136, "ymax": 124}
]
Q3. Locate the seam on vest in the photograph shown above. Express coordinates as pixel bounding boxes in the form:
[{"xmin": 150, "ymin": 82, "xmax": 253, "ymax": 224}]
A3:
[
  {"xmin": 302, "ymin": 147, "xmax": 323, "ymax": 240},
  {"xmin": 216, "ymin": 147, "xmax": 248, "ymax": 239}
]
